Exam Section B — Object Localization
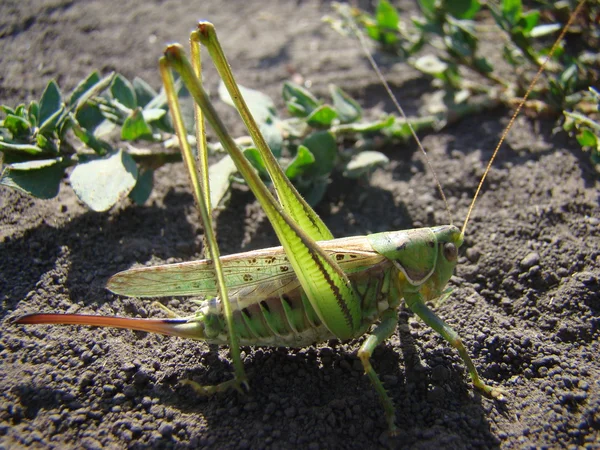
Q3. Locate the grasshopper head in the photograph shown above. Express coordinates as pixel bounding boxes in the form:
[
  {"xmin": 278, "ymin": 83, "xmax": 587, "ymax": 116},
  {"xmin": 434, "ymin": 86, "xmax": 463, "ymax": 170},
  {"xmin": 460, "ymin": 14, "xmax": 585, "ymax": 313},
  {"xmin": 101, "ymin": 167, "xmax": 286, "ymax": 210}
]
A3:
[
  {"xmin": 419, "ymin": 225, "xmax": 463, "ymax": 301},
  {"xmin": 368, "ymin": 224, "xmax": 463, "ymax": 302}
]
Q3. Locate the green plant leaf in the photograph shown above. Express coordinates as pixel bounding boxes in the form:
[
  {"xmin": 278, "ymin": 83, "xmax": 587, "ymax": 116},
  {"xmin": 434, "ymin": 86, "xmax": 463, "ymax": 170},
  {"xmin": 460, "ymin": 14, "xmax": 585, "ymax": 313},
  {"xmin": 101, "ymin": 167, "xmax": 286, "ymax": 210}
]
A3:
[
  {"xmin": 36, "ymin": 133, "xmax": 58, "ymax": 153},
  {"xmin": 302, "ymin": 131, "xmax": 337, "ymax": 177},
  {"xmin": 38, "ymin": 106, "xmax": 65, "ymax": 136},
  {"xmin": 111, "ymin": 74, "xmax": 137, "ymax": 110},
  {"xmin": 343, "ymin": 151, "xmax": 389, "ymax": 178},
  {"xmin": 208, "ymin": 154, "xmax": 238, "ymax": 208},
  {"xmin": 71, "ymin": 72, "xmax": 116, "ymax": 112},
  {"xmin": 218, "ymin": 81, "xmax": 283, "ymax": 156},
  {"xmin": 364, "ymin": 22, "xmax": 382, "ymax": 43},
  {"xmin": 0, "ymin": 140, "xmax": 44, "ymax": 155},
  {"xmin": 28, "ymin": 101, "xmax": 39, "ymax": 127},
  {"xmin": 1, "ymin": 105, "xmax": 16, "ymax": 115},
  {"xmin": 243, "ymin": 147, "xmax": 269, "ymax": 179},
  {"xmin": 6, "ymin": 158, "xmax": 62, "ymax": 170},
  {"xmin": 260, "ymin": 120, "xmax": 284, "ymax": 158},
  {"xmin": 445, "ymin": 26, "xmax": 477, "ymax": 59},
  {"xmin": 530, "ymin": 23, "xmax": 561, "ymax": 38},
  {"xmin": 334, "ymin": 115, "xmax": 395, "ymax": 134},
  {"xmin": 142, "ymin": 108, "xmax": 166, "ymax": 123},
  {"xmin": 306, "ymin": 104, "xmax": 338, "ymax": 127},
  {"xmin": 577, "ymin": 129, "xmax": 597, "ymax": 148},
  {"xmin": 282, "ymin": 82, "xmax": 320, "ymax": 117},
  {"xmin": 285, "ymin": 145, "xmax": 315, "ymax": 179},
  {"xmin": 133, "ymin": 77, "xmax": 158, "ymax": 108},
  {"xmin": 444, "ymin": 0, "xmax": 481, "ymax": 20},
  {"xmin": 76, "ymin": 103, "xmax": 106, "ymax": 131},
  {"xmin": 70, "ymin": 149, "xmax": 138, "ymax": 211},
  {"xmin": 474, "ymin": 57, "xmax": 494, "ymax": 74},
  {"xmin": 94, "ymin": 119, "xmax": 117, "ymax": 139},
  {"xmin": 122, "ymin": 107, "xmax": 153, "ymax": 141},
  {"xmin": 2, "ymin": 114, "xmax": 31, "ymax": 137},
  {"xmin": 38, "ymin": 80, "xmax": 63, "ymax": 126},
  {"xmin": 300, "ymin": 178, "xmax": 328, "ymax": 207},
  {"xmin": 501, "ymin": 0, "xmax": 522, "ymax": 26},
  {"xmin": 0, "ymin": 158, "xmax": 64, "ymax": 199},
  {"xmin": 69, "ymin": 71, "xmax": 101, "ymax": 106},
  {"xmin": 129, "ymin": 168, "xmax": 154, "ymax": 204},
  {"xmin": 280, "ymin": 118, "xmax": 308, "ymax": 138},
  {"xmin": 218, "ymin": 81, "xmax": 277, "ymax": 124},
  {"xmin": 519, "ymin": 10, "xmax": 540, "ymax": 34},
  {"xmin": 414, "ymin": 54, "xmax": 449, "ymax": 77},
  {"xmin": 376, "ymin": 0, "xmax": 399, "ymax": 30},
  {"xmin": 417, "ymin": 0, "xmax": 436, "ymax": 18},
  {"xmin": 330, "ymin": 85, "xmax": 362, "ymax": 123},
  {"xmin": 15, "ymin": 105, "xmax": 26, "ymax": 118},
  {"xmin": 71, "ymin": 116, "xmax": 112, "ymax": 154}
]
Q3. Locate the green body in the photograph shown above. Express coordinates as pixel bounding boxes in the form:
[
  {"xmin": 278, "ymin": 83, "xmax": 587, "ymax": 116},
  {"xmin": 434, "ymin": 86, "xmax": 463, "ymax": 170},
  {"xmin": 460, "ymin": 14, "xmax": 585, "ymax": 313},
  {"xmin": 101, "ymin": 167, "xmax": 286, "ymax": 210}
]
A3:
[{"xmin": 108, "ymin": 225, "xmax": 462, "ymax": 349}]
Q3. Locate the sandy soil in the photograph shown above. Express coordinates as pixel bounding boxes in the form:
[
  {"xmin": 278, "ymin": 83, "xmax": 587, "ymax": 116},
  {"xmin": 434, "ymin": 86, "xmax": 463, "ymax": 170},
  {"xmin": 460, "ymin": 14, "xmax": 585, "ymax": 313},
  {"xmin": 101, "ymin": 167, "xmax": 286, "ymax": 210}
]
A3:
[{"xmin": 1, "ymin": 1, "xmax": 599, "ymax": 449}]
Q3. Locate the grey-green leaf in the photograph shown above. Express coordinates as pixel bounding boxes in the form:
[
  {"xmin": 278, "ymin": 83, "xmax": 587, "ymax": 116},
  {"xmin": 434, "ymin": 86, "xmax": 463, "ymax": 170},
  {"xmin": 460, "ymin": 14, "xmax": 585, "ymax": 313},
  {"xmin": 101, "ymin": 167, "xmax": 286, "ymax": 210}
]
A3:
[
  {"xmin": 71, "ymin": 116, "xmax": 112, "ymax": 154},
  {"xmin": 218, "ymin": 81, "xmax": 277, "ymax": 125},
  {"xmin": 133, "ymin": 77, "xmax": 158, "ymax": 108},
  {"xmin": 0, "ymin": 140, "xmax": 45, "ymax": 155},
  {"xmin": 129, "ymin": 168, "xmax": 154, "ymax": 204},
  {"xmin": 38, "ymin": 106, "xmax": 65, "ymax": 136},
  {"xmin": 122, "ymin": 108, "xmax": 153, "ymax": 141},
  {"xmin": 28, "ymin": 101, "xmax": 39, "ymax": 127},
  {"xmin": 343, "ymin": 151, "xmax": 389, "ymax": 178},
  {"xmin": 219, "ymin": 82, "xmax": 283, "ymax": 154},
  {"xmin": 76, "ymin": 103, "xmax": 106, "ymax": 131},
  {"xmin": 376, "ymin": 0, "xmax": 399, "ymax": 30},
  {"xmin": 39, "ymin": 80, "xmax": 63, "ymax": 126},
  {"xmin": 301, "ymin": 178, "xmax": 328, "ymax": 207},
  {"xmin": 445, "ymin": 0, "xmax": 481, "ymax": 20},
  {"xmin": 69, "ymin": 71, "xmax": 101, "ymax": 106},
  {"xmin": 306, "ymin": 104, "xmax": 338, "ymax": 127},
  {"xmin": 302, "ymin": 131, "xmax": 337, "ymax": 177},
  {"xmin": 529, "ymin": 23, "xmax": 562, "ymax": 38},
  {"xmin": 414, "ymin": 54, "xmax": 448, "ymax": 77},
  {"xmin": 2, "ymin": 114, "xmax": 31, "ymax": 137},
  {"xmin": 70, "ymin": 149, "xmax": 138, "ymax": 211},
  {"xmin": 111, "ymin": 74, "xmax": 137, "ymax": 110},
  {"xmin": 208, "ymin": 155, "xmax": 238, "ymax": 209},
  {"xmin": 282, "ymin": 82, "xmax": 320, "ymax": 117},
  {"xmin": 142, "ymin": 108, "xmax": 166, "ymax": 123},
  {"xmin": 243, "ymin": 147, "xmax": 269, "ymax": 179},
  {"xmin": 72, "ymin": 72, "xmax": 116, "ymax": 112},
  {"xmin": 285, "ymin": 145, "xmax": 315, "ymax": 179},
  {"xmin": 0, "ymin": 158, "xmax": 64, "ymax": 199},
  {"xmin": 334, "ymin": 115, "xmax": 395, "ymax": 134},
  {"xmin": 330, "ymin": 84, "xmax": 362, "ymax": 123}
]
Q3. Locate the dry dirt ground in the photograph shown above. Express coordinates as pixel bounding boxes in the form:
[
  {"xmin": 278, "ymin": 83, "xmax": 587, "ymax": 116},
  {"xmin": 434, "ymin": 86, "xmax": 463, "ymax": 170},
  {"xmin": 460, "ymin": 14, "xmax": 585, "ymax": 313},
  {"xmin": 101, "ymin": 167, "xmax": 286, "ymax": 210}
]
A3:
[{"xmin": 1, "ymin": 1, "xmax": 599, "ymax": 449}]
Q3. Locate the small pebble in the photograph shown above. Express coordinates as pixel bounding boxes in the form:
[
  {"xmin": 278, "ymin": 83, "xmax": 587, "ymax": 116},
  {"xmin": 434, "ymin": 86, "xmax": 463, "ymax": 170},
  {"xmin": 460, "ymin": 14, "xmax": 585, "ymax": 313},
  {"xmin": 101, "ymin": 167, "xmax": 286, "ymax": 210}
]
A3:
[
  {"xmin": 466, "ymin": 247, "xmax": 481, "ymax": 263},
  {"xmin": 159, "ymin": 423, "xmax": 173, "ymax": 437},
  {"xmin": 520, "ymin": 252, "xmax": 540, "ymax": 270}
]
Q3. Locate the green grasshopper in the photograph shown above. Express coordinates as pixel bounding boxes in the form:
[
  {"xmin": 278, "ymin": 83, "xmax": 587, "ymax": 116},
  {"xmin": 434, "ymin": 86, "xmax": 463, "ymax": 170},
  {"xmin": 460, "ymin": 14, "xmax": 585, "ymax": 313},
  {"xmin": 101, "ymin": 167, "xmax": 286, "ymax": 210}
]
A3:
[{"xmin": 15, "ymin": 2, "xmax": 585, "ymax": 435}]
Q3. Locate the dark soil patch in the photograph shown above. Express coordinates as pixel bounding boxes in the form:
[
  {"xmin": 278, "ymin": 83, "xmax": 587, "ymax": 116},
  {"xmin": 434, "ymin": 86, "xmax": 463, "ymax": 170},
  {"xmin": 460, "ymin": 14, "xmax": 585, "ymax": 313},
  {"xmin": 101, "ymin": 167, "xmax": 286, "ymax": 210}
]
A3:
[{"xmin": 1, "ymin": 1, "xmax": 599, "ymax": 449}]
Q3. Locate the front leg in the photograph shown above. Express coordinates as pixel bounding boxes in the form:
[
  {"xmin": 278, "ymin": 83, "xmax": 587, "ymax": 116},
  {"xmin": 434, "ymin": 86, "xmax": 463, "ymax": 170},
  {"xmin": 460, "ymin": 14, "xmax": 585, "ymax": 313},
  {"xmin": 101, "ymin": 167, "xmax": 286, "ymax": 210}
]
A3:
[{"xmin": 405, "ymin": 292, "xmax": 505, "ymax": 400}]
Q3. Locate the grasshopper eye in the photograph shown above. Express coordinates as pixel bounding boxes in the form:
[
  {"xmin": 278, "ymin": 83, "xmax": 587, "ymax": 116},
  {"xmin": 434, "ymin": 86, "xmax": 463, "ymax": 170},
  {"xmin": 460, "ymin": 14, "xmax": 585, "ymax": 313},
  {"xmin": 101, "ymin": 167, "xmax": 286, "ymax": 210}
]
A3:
[{"xmin": 443, "ymin": 243, "xmax": 457, "ymax": 262}]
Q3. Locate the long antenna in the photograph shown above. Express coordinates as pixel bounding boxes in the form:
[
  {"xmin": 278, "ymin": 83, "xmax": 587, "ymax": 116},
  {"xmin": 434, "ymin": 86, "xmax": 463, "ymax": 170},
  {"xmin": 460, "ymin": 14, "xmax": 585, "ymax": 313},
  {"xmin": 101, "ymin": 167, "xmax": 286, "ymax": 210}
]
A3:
[
  {"xmin": 461, "ymin": 0, "xmax": 586, "ymax": 238},
  {"xmin": 345, "ymin": 10, "xmax": 454, "ymax": 225}
]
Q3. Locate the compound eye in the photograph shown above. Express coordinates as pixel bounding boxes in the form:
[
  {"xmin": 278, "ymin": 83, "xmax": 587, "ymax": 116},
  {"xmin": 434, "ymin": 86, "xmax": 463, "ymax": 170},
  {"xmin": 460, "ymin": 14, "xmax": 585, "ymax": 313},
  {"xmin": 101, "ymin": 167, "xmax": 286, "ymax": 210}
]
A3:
[{"xmin": 443, "ymin": 242, "xmax": 457, "ymax": 262}]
